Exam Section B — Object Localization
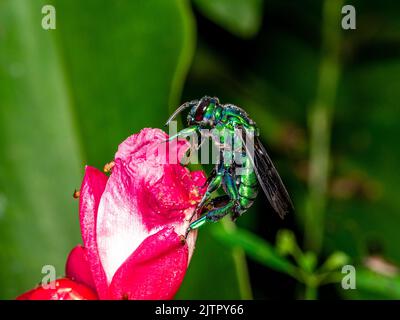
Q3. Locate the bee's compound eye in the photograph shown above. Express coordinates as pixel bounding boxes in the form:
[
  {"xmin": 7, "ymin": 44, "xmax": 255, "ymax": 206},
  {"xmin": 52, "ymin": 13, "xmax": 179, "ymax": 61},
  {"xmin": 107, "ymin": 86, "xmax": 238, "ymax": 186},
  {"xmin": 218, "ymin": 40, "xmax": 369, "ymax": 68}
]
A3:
[
  {"xmin": 195, "ymin": 98, "xmax": 209, "ymax": 121},
  {"xmin": 210, "ymin": 97, "xmax": 218, "ymax": 105}
]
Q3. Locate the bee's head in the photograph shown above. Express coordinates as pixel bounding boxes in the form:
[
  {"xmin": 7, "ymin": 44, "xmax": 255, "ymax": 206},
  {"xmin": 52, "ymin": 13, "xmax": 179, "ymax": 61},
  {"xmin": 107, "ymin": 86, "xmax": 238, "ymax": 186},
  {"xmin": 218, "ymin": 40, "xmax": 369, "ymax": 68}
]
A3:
[
  {"xmin": 187, "ymin": 96, "xmax": 219, "ymax": 127},
  {"xmin": 165, "ymin": 96, "xmax": 219, "ymax": 128}
]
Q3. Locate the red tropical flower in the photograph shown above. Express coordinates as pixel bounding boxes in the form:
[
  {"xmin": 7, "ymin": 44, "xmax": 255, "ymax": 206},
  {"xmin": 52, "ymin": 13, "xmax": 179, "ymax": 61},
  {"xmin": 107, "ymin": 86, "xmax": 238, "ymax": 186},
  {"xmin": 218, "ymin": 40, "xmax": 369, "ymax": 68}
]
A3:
[{"xmin": 17, "ymin": 128, "xmax": 206, "ymax": 300}]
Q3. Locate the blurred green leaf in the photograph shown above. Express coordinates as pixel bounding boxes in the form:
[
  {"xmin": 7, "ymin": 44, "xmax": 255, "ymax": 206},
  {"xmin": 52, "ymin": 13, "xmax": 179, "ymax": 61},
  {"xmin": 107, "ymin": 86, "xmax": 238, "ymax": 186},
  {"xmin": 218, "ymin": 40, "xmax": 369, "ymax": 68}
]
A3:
[
  {"xmin": 0, "ymin": 0, "xmax": 83, "ymax": 299},
  {"xmin": 193, "ymin": 0, "xmax": 264, "ymax": 38},
  {"xmin": 212, "ymin": 225, "xmax": 295, "ymax": 276},
  {"xmin": 53, "ymin": 0, "xmax": 195, "ymax": 168},
  {"xmin": 176, "ymin": 223, "xmax": 252, "ymax": 299},
  {"xmin": 350, "ymin": 268, "xmax": 400, "ymax": 300}
]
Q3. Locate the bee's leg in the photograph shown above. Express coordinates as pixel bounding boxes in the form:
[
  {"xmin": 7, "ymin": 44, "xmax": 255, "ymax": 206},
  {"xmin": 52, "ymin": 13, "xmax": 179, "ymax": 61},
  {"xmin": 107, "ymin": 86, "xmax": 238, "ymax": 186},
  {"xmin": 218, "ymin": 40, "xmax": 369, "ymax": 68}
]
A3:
[
  {"xmin": 202, "ymin": 195, "xmax": 231, "ymax": 212},
  {"xmin": 200, "ymin": 168, "xmax": 216, "ymax": 189},
  {"xmin": 189, "ymin": 169, "xmax": 223, "ymax": 222},
  {"xmin": 185, "ymin": 132, "xmax": 207, "ymax": 159},
  {"xmin": 186, "ymin": 195, "xmax": 231, "ymax": 237},
  {"xmin": 165, "ymin": 125, "xmax": 199, "ymax": 142},
  {"xmin": 231, "ymin": 206, "xmax": 244, "ymax": 222},
  {"xmin": 187, "ymin": 172, "xmax": 239, "ymax": 235},
  {"xmin": 186, "ymin": 200, "xmax": 235, "ymax": 236}
]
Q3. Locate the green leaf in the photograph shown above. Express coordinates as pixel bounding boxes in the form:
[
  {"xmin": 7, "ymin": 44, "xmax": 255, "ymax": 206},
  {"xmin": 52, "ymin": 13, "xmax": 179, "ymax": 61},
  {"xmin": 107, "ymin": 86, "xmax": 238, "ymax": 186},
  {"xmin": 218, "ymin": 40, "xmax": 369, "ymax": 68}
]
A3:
[
  {"xmin": 53, "ymin": 0, "xmax": 196, "ymax": 168},
  {"xmin": 349, "ymin": 268, "xmax": 400, "ymax": 300},
  {"xmin": 0, "ymin": 0, "xmax": 84, "ymax": 299},
  {"xmin": 211, "ymin": 225, "xmax": 295, "ymax": 276},
  {"xmin": 193, "ymin": 0, "xmax": 264, "ymax": 38}
]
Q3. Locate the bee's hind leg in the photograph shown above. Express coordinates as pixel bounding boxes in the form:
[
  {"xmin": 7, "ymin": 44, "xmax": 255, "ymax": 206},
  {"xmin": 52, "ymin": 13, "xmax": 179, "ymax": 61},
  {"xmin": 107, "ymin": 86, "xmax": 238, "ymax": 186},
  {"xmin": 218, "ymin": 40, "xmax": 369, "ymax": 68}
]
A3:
[
  {"xmin": 186, "ymin": 195, "xmax": 232, "ymax": 237},
  {"xmin": 188, "ymin": 170, "xmax": 222, "ymax": 223},
  {"xmin": 187, "ymin": 170, "xmax": 240, "ymax": 235}
]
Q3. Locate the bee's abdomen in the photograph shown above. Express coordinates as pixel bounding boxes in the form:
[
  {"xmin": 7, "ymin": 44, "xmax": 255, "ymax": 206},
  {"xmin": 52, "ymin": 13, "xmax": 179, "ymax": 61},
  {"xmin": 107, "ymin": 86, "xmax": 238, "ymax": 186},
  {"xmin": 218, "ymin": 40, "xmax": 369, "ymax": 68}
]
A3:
[{"xmin": 236, "ymin": 156, "xmax": 258, "ymax": 212}]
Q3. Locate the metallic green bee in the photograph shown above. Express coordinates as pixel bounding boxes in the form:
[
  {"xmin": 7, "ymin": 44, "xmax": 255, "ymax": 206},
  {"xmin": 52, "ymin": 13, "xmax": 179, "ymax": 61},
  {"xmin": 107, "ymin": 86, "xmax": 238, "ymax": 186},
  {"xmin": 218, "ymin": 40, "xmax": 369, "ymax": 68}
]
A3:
[{"xmin": 166, "ymin": 96, "xmax": 294, "ymax": 236}]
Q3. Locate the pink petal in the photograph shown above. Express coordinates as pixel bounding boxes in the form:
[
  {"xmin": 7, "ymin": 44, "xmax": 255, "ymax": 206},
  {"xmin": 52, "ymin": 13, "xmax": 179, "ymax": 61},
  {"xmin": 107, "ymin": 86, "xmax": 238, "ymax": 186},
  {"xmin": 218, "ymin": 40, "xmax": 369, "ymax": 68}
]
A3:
[
  {"xmin": 79, "ymin": 166, "xmax": 109, "ymax": 299},
  {"xmin": 17, "ymin": 278, "xmax": 97, "ymax": 300},
  {"xmin": 191, "ymin": 170, "xmax": 208, "ymax": 192},
  {"xmin": 108, "ymin": 227, "xmax": 188, "ymax": 300},
  {"xmin": 96, "ymin": 129, "xmax": 205, "ymax": 284},
  {"xmin": 65, "ymin": 245, "xmax": 95, "ymax": 291}
]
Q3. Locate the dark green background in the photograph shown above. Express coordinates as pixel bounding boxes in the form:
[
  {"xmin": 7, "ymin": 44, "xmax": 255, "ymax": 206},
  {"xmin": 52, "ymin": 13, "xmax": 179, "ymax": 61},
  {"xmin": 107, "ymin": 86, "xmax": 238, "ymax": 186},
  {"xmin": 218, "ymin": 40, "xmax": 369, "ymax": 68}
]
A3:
[{"xmin": 0, "ymin": 0, "xmax": 399, "ymax": 299}]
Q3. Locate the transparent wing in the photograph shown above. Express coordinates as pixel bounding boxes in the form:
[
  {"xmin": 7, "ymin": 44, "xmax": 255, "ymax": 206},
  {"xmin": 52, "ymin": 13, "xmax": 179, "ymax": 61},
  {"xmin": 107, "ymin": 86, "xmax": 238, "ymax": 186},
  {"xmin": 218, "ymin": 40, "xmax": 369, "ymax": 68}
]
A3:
[{"xmin": 239, "ymin": 131, "xmax": 294, "ymax": 219}]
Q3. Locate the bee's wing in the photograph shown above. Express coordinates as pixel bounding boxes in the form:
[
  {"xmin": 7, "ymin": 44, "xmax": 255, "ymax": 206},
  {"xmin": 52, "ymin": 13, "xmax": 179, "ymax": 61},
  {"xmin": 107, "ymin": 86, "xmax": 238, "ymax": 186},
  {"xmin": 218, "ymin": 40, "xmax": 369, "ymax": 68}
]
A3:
[{"xmin": 239, "ymin": 130, "xmax": 294, "ymax": 219}]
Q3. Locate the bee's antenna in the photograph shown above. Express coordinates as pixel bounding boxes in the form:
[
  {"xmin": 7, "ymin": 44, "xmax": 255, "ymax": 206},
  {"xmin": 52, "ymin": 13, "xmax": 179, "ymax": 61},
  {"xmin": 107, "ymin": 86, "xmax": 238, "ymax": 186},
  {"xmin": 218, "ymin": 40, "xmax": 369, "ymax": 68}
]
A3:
[{"xmin": 165, "ymin": 100, "xmax": 197, "ymax": 126}]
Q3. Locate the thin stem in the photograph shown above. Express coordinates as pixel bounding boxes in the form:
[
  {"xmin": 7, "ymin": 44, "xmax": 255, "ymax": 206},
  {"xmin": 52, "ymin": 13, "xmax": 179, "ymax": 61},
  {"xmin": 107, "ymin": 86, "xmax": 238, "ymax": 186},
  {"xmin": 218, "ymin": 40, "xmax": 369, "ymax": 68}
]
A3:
[
  {"xmin": 305, "ymin": 0, "xmax": 344, "ymax": 253},
  {"xmin": 304, "ymin": 283, "xmax": 318, "ymax": 300},
  {"xmin": 222, "ymin": 219, "xmax": 253, "ymax": 299}
]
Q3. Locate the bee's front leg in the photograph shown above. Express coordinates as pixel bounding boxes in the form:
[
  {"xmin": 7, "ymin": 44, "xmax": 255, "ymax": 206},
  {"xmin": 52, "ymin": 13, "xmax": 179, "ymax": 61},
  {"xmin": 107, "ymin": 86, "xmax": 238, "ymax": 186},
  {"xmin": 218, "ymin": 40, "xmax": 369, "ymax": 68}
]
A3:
[{"xmin": 165, "ymin": 125, "xmax": 199, "ymax": 142}]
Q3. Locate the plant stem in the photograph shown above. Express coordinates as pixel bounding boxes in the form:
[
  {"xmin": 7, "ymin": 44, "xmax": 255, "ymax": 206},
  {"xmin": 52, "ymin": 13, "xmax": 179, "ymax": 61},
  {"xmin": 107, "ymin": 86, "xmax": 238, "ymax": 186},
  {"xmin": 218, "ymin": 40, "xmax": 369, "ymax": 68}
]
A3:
[
  {"xmin": 305, "ymin": 0, "xmax": 343, "ymax": 253},
  {"xmin": 304, "ymin": 283, "xmax": 318, "ymax": 300},
  {"xmin": 222, "ymin": 219, "xmax": 253, "ymax": 299}
]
